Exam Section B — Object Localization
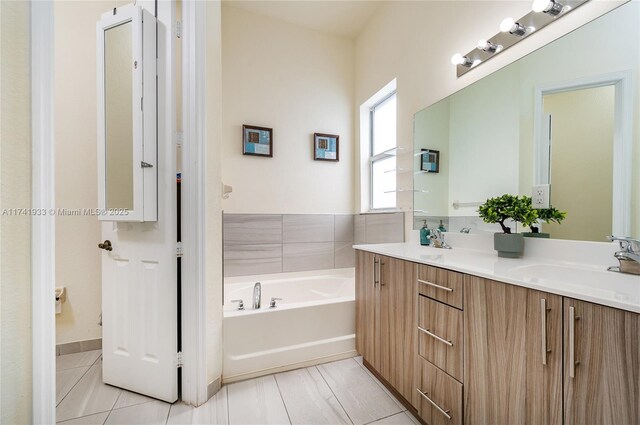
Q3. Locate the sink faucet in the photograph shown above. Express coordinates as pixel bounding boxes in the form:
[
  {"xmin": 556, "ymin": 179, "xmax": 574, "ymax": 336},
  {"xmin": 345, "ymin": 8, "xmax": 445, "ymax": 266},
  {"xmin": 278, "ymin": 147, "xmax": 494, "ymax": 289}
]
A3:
[
  {"xmin": 430, "ymin": 229, "xmax": 452, "ymax": 249},
  {"xmin": 253, "ymin": 282, "xmax": 262, "ymax": 309},
  {"xmin": 607, "ymin": 236, "xmax": 640, "ymax": 275}
]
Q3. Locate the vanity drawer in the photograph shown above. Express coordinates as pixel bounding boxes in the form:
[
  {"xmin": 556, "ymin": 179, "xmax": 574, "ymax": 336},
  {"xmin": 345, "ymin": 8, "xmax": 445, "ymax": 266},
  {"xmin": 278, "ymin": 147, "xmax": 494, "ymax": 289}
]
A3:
[
  {"xmin": 418, "ymin": 296, "xmax": 463, "ymax": 382},
  {"xmin": 417, "ymin": 357, "xmax": 463, "ymax": 425},
  {"xmin": 417, "ymin": 264, "xmax": 464, "ymax": 309}
]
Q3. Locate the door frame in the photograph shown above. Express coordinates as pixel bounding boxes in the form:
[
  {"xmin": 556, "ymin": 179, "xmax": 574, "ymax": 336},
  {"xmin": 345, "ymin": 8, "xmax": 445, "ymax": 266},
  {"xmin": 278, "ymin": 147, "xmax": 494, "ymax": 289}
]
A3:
[
  {"xmin": 31, "ymin": 1, "xmax": 56, "ymax": 423},
  {"xmin": 533, "ymin": 71, "xmax": 634, "ymax": 236},
  {"xmin": 30, "ymin": 0, "xmax": 208, "ymax": 420}
]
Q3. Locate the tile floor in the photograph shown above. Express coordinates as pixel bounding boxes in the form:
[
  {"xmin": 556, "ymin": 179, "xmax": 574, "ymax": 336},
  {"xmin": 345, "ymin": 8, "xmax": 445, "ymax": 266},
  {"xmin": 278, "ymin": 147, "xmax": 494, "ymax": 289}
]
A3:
[{"xmin": 56, "ymin": 351, "xmax": 420, "ymax": 425}]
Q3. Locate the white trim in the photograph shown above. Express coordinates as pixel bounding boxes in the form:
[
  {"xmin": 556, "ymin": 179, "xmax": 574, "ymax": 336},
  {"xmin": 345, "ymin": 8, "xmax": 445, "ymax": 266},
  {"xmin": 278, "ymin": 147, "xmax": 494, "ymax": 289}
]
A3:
[
  {"xmin": 533, "ymin": 71, "xmax": 633, "ymax": 236},
  {"xmin": 181, "ymin": 0, "xmax": 209, "ymax": 406},
  {"xmin": 31, "ymin": 1, "xmax": 56, "ymax": 423}
]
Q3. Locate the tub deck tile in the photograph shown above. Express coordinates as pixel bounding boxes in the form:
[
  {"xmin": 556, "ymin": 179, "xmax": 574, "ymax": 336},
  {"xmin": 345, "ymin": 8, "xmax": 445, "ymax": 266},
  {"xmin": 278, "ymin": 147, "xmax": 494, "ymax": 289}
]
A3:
[
  {"xmin": 275, "ymin": 367, "xmax": 352, "ymax": 425},
  {"xmin": 317, "ymin": 359, "xmax": 403, "ymax": 425}
]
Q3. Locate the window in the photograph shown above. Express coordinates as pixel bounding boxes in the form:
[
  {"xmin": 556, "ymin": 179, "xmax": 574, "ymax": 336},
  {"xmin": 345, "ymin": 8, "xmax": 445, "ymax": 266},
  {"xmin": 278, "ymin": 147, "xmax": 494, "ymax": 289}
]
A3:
[{"xmin": 370, "ymin": 92, "xmax": 397, "ymax": 210}]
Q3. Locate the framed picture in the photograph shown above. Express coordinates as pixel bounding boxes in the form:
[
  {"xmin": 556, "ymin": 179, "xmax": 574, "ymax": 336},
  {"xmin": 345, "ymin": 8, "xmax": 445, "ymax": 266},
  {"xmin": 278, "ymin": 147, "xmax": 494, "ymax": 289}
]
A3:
[
  {"xmin": 420, "ymin": 149, "xmax": 440, "ymax": 173},
  {"xmin": 313, "ymin": 133, "xmax": 339, "ymax": 161},
  {"xmin": 243, "ymin": 124, "xmax": 273, "ymax": 157}
]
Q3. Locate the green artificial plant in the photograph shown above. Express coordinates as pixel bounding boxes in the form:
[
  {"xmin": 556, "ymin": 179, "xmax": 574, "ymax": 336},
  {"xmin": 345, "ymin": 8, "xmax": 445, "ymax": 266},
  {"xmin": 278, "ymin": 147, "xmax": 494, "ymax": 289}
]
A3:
[
  {"xmin": 478, "ymin": 194, "xmax": 538, "ymax": 234},
  {"xmin": 529, "ymin": 205, "xmax": 567, "ymax": 233}
]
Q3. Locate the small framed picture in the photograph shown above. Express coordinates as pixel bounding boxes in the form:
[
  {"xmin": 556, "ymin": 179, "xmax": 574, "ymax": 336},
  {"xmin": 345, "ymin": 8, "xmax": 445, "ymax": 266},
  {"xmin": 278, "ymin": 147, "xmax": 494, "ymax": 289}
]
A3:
[
  {"xmin": 420, "ymin": 149, "xmax": 440, "ymax": 173},
  {"xmin": 313, "ymin": 133, "xmax": 339, "ymax": 161},
  {"xmin": 243, "ymin": 125, "xmax": 273, "ymax": 157}
]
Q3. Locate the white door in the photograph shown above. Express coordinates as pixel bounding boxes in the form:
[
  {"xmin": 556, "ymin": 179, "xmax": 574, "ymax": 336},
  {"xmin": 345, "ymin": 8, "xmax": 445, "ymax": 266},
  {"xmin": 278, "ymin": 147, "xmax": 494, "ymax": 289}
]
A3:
[
  {"xmin": 98, "ymin": 2, "xmax": 178, "ymax": 403},
  {"xmin": 101, "ymin": 221, "xmax": 178, "ymax": 402}
]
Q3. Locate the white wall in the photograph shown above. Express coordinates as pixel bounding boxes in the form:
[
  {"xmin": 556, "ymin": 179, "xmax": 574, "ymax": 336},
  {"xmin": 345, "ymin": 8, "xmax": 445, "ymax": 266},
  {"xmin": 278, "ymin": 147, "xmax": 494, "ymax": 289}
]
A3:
[
  {"xmin": 0, "ymin": 1, "xmax": 32, "ymax": 422},
  {"xmin": 221, "ymin": 4, "xmax": 355, "ymax": 214},
  {"xmin": 54, "ymin": 1, "xmax": 128, "ymax": 345},
  {"xmin": 355, "ymin": 0, "xmax": 626, "ymax": 237}
]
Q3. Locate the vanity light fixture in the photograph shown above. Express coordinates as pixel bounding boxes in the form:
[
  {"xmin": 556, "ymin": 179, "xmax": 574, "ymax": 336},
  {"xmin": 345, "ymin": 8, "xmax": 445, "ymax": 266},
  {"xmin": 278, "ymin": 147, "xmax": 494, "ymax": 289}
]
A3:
[
  {"xmin": 477, "ymin": 39, "xmax": 502, "ymax": 53},
  {"xmin": 452, "ymin": 0, "xmax": 589, "ymax": 77},
  {"xmin": 532, "ymin": 0, "xmax": 566, "ymax": 16},
  {"xmin": 500, "ymin": 17, "xmax": 528, "ymax": 36}
]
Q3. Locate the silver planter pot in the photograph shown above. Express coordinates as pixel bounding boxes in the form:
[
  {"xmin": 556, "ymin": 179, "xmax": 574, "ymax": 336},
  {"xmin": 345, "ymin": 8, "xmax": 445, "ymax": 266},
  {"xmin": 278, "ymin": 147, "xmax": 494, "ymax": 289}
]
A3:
[{"xmin": 494, "ymin": 233, "xmax": 524, "ymax": 258}]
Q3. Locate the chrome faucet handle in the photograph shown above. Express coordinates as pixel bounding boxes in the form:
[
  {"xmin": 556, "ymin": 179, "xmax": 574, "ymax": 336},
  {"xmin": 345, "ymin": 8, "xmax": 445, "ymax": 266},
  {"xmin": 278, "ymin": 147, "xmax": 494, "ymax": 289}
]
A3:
[
  {"xmin": 607, "ymin": 236, "xmax": 640, "ymax": 253},
  {"xmin": 230, "ymin": 299, "xmax": 244, "ymax": 310},
  {"xmin": 269, "ymin": 297, "xmax": 282, "ymax": 308}
]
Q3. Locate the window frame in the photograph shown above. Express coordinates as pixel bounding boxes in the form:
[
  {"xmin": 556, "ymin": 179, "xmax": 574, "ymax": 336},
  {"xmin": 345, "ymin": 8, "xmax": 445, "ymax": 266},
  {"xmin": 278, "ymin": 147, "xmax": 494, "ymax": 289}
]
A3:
[{"xmin": 369, "ymin": 91, "xmax": 398, "ymax": 211}]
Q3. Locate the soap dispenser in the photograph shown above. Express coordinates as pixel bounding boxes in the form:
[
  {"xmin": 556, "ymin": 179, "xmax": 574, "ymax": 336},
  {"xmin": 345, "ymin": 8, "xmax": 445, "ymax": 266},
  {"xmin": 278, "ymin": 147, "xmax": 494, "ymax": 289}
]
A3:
[
  {"xmin": 420, "ymin": 221, "xmax": 431, "ymax": 246},
  {"xmin": 438, "ymin": 220, "xmax": 447, "ymax": 232}
]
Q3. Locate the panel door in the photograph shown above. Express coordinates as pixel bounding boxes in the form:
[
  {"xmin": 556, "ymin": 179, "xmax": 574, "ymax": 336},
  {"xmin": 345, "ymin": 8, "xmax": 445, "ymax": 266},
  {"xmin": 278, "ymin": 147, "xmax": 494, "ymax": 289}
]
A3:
[
  {"xmin": 464, "ymin": 276, "xmax": 562, "ymax": 425},
  {"xmin": 564, "ymin": 298, "xmax": 639, "ymax": 425}
]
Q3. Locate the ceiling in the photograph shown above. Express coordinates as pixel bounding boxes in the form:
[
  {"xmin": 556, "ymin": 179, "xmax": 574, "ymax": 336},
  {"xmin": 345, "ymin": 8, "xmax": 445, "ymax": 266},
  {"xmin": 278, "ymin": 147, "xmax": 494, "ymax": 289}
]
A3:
[{"xmin": 222, "ymin": 0, "xmax": 385, "ymax": 39}]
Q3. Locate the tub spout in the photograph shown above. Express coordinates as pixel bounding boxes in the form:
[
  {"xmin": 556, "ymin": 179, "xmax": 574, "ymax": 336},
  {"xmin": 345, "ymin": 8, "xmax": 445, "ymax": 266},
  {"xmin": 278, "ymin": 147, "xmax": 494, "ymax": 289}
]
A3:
[{"xmin": 253, "ymin": 282, "xmax": 261, "ymax": 309}]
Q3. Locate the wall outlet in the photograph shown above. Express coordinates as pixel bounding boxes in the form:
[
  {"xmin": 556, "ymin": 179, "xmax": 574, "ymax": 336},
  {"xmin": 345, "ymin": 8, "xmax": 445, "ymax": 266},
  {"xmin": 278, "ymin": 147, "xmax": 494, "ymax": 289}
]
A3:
[{"xmin": 532, "ymin": 184, "xmax": 550, "ymax": 209}]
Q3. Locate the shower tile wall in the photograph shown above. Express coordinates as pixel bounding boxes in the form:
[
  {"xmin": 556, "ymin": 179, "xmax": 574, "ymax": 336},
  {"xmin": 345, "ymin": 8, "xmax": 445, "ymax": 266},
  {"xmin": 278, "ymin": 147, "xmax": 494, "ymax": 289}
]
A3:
[{"xmin": 223, "ymin": 212, "xmax": 404, "ymax": 278}]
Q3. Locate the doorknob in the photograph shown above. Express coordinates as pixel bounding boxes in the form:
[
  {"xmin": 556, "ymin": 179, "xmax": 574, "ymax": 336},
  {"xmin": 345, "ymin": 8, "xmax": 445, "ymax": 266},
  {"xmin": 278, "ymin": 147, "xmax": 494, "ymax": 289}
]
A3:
[{"xmin": 98, "ymin": 240, "xmax": 113, "ymax": 251}]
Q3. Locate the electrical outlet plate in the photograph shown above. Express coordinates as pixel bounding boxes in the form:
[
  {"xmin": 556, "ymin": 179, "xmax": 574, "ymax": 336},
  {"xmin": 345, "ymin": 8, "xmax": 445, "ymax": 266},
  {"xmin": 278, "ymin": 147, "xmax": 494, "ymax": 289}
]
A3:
[{"xmin": 532, "ymin": 184, "xmax": 550, "ymax": 209}]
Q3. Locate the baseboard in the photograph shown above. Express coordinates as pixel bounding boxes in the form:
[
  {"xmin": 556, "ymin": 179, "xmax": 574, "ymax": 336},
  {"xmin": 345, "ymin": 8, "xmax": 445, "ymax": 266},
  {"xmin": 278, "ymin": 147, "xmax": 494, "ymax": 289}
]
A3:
[
  {"xmin": 222, "ymin": 350, "xmax": 358, "ymax": 384},
  {"xmin": 207, "ymin": 377, "xmax": 222, "ymax": 400},
  {"xmin": 56, "ymin": 338, "xmax": 102, "ymax": 356}
]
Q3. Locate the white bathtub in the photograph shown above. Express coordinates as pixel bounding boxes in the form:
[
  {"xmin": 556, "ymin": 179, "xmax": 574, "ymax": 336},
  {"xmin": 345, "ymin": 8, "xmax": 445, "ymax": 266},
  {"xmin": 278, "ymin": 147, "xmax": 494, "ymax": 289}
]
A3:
[{"xmin": 222, "ymin": 268, "xmax": 356, "ymax": 383}]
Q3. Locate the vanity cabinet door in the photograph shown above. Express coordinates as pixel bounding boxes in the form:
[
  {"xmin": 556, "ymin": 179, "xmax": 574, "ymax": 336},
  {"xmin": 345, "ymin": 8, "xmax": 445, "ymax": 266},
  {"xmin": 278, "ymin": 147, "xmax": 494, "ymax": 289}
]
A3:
[
  {"xmin": 355, "ymin": 250, "xmax": 379, "ymax": 370},
  {"xmin": 563, "ymin": 298, "xmax": 640, "ymax": 425},
  {"xmin": 379, "ymin": 257, "xmax": 416, "ymax": 406},
  {"xmin": 464, "ymin": 276, "xmax": 562, "ymax": 425}
]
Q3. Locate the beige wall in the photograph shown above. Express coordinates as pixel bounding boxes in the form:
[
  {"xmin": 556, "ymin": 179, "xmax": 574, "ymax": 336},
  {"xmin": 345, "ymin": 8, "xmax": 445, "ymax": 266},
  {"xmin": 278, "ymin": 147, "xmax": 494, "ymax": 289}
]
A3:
[
  {"xmin": 221, "ymin": 4, "xmax": 355, "ymax": 214},
  {"xmin": 544, "ymin": 86, "xmax": 615, "ymax": 241},
  {"xmin": 354, "ymin": 0, "xmax": 626, "ymax": 238},
  {"xmin": 0, "ymin": 1, "xmax": 32, "ymax": 423},
  {"xmin": 54, "ymin": 1, "xmax": 127, "ymax": 345}
]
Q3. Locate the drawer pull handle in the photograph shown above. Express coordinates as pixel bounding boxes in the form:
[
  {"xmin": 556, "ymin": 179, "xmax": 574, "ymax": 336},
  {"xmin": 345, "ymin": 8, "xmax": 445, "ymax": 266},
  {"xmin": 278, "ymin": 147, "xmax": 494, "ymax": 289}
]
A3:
[
  {"xmin": 416, "ymin": 388, "xmax": 452, "ymax": 420},
  {"xmin": 418, "ymin": 326, "xmax": 453, "ymax": 347},
  {"xmin": 417, "ymin": 279, "xmax": 453, "ymax": 292}
]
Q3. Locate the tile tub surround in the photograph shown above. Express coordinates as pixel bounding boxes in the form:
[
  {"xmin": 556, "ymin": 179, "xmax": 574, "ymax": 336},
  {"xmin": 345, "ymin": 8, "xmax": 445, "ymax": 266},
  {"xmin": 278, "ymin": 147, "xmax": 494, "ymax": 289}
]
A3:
[
  {"xmin": 56, "ymin": 352, "xmax": 419, "ymax": 425},
  {"xmin": 355, "ymin": 236, "xmax": 639, "ymax": 313},
  {"xmin": 223, "ymin": 213, "xmax": 404, "ymax": 277}
]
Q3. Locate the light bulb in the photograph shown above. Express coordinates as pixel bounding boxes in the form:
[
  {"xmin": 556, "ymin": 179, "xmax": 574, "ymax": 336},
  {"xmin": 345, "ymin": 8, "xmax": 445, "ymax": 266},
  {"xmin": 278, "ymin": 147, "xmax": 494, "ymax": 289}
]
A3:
[
  {"xmin": 477, "ymin": 39, "xmax": 489, "ymax": 50},
  {"xmin": 451, "ymin": 53, "xmax": 464, "ymax": 65},
  {"xmin": 477, "ymin": 39, "xmax": 499, "ymax": 53},
  {"xmin": 500, "ymin": 17, "xmax": 515, "ymax": 33},
  {"xmin": 532, "ymin": 0, "xmax": 551, "ymax": 13}
]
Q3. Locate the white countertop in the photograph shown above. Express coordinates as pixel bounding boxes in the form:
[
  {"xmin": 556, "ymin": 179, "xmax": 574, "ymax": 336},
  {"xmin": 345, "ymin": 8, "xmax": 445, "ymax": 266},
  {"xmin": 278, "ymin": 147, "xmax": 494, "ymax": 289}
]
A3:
[{"xmin": 354, "ymin": 240, "xmax": 640, "ymax": 313}]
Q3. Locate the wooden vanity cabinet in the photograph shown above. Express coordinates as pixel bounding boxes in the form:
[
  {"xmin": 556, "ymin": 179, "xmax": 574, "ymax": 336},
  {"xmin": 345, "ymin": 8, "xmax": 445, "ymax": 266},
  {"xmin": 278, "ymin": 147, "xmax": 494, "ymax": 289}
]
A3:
[
  {"xmin": 355, "ymin": 251, "xmax": 416, "ymax": 406},
  {"xmin": 563, "ymin": 298, "xmax": 640, "ymax": 425},
  {"xmin": 464, "ymin": 276, "xmax": 563, "ymax": 425}
]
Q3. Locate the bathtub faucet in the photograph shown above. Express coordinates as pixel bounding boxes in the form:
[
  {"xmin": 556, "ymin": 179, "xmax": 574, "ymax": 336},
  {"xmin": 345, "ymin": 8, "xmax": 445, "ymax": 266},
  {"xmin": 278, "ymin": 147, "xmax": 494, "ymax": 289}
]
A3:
[{"xmin": 253, "ymin": 282, "xmax": 261, "ymax": 309}]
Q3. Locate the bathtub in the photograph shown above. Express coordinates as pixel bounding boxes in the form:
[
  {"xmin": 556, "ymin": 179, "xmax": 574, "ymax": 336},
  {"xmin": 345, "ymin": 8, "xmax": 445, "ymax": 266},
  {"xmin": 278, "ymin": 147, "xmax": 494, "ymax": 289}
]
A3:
[{"xmin": 222, "ymin": 268, "xmax": 356, "ymax": 383}]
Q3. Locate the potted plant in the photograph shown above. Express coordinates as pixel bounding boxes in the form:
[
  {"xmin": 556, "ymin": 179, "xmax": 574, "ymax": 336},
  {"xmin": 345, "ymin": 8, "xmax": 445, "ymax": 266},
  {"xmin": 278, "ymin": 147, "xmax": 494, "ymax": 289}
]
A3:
[
  {"xmin": 478, "ymin": 194, "xmax": 537, "ymax": 258},
  {"xmin": 523, "ymin": 202, "xmax": 567, "ymax": 238}
]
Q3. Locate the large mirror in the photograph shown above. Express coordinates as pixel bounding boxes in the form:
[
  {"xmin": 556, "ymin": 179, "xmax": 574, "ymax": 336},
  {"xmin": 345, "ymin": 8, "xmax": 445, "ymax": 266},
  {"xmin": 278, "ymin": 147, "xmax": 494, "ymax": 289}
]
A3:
[
  {"xmin": 413, "ymin": 1, "xmax": 639, "ymax": 242},
  {"xmin": 97, "ymin": 5, "xmax": 157, "ymax": 222}
]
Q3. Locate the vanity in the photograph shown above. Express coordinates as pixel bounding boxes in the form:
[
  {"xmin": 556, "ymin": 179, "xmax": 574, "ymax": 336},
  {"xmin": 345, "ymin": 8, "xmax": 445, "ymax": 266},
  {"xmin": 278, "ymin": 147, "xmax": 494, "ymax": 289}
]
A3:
[{"xmin": 354, "ymin": 240, "xmax": 639, "ymax": 425}]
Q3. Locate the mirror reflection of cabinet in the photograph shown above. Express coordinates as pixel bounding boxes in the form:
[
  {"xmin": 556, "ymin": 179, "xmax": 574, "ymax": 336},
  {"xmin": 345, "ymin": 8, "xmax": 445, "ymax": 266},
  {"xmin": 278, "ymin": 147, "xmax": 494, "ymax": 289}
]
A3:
[{"xmin": 97, "ymin": 5, "xmax": 157, "ymax": 222}]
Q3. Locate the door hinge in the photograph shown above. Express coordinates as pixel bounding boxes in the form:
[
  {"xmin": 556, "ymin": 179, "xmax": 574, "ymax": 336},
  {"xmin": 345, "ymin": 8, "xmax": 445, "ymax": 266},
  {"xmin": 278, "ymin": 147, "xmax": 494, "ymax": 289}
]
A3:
[
  {"xmin": 141, "ymin": 161, "xmax": 154, "ymax": 168},
  {"xmin": 177, "ymin": 351, "xmax": 183, "ymax": 368},
  {"xmin": 176, "ymin": 20, "xmax": 182, "ymax": 38},
  {"xmin": 176, "ymin": 241, "xmax": 184, "ymax": 257},
  {"xmin": 176, "ymin": 131, "xmax": 184, "ymax": 148}
]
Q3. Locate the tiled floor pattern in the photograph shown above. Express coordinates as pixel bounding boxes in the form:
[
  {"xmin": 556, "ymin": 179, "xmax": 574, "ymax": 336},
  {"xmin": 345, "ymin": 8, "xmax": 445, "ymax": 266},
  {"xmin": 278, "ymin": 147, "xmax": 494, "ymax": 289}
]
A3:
[{"xmin": 56, "ymin": 351, "xmax": 420, "ymax": 425}]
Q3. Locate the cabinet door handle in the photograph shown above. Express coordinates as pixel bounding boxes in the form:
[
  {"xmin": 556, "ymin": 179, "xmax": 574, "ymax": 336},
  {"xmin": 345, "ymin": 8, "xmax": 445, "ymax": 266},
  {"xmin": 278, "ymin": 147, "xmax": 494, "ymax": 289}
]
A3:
[
  {"xmin": 541, "ymin": 298, "xmax": 551, "ymax": 365},
  {"xmin": 379, "ymin": 261, "xmax": 385, "ymax": 286},
  {"xmin": 417, "ymin": 279, "xmax": 453, "ymax": 292},
  {"xmin": 569, "ymin": 305, "xmax": 580, "ymax": 378},
  {"xmin": 418, "ymin": 326, "xmax": 453, "ymax": 347},
  {"xmin": 373, "ymin": 257, "xmax": 379, "ymax": 288},
  {"xmin": 416, "ymin": 388, "xmax": 452, "ymax": 420}
]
